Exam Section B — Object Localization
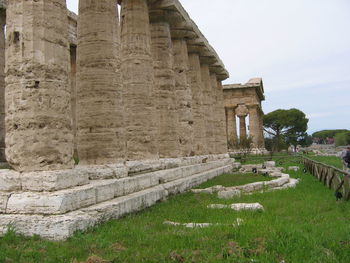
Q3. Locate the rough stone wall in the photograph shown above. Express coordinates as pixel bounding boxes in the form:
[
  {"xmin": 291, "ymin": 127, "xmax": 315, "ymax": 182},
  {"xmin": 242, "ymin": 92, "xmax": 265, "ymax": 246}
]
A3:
[
  {"xmin": 0, "ymin": 9, "xmax": 5, "ymax": 161},
  {"xmin": 77, "ymin": 0, "xmax": 125, "ymax": 165},
  {"xmin": 150, "ymin": 22, "xmax": 179, "ymax": 158},
  {"xmin": 172, "ymin": 39, "xmax": 194, "ymax": 157},
  {"xmin": 200, "ymin": 63, "xmax": 215, "ymax": 154},
  {"xmin": 121, "ymin": 0, "xmax": 158, "ymax": 160},
  {"xmin": 188, "ymin": 53, "xmax": 207, "ymax": 155},
  {"xmin": 5, "ymin": 0, "xmax": 73, "ymax": 172}
]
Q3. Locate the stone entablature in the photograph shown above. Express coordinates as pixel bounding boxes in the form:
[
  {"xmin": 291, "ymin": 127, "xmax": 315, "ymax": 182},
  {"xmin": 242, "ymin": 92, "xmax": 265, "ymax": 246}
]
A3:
[
  {"xmin": 0, "ymin": 0, "xmax": 231, "ymax": 239},
  {"xmin": 223, "ymin": 78, "xmax": 265, "ymax": 149}
]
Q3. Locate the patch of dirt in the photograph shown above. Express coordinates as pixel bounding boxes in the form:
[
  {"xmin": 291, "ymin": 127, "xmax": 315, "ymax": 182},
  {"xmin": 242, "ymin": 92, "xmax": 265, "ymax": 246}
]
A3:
[
  {"xmin": 169, "ymin": 251, "xmax": 185, "ymax": 262},
  {"xmin": 110, "ymin": 242, "xmax": 127, "ymax": 252},
  {"xmin": 73, "ymin": 255, "xmax": 111, "ymax": 263}
]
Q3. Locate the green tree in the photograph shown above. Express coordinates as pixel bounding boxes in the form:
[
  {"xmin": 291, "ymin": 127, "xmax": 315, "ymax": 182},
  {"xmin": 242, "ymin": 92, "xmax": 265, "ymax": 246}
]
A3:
[
  {"xmin": 335, "ymin": 132, "xmax": 350, "ymax": 146},
  {"xmin": 263, "ymin": 108, "xmax": 308, "ymax": 152}
]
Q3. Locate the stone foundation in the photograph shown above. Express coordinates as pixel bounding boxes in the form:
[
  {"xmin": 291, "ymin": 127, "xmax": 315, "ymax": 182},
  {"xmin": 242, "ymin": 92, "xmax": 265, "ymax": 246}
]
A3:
[{"xmin": 0, "ymin": 154, "xmax": 235, "ymax": 240}]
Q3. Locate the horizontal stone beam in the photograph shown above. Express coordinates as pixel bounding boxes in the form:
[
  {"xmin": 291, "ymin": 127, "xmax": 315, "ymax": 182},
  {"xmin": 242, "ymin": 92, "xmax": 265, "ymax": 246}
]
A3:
[{"xmin": 149, "ymin": 0, "xmax": 229, "ymax": 80}]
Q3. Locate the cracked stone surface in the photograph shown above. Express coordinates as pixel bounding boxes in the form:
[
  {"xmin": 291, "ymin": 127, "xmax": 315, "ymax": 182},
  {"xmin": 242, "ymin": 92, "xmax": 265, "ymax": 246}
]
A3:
[{"xmin": 5, "ymin": 0, "xmax": 74, "ymax": 172}]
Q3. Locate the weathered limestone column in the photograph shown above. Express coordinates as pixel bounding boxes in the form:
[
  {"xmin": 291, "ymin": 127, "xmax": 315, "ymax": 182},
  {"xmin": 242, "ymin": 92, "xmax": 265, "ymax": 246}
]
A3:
[
  {"xmin": 226, "ymin": 107, "xmax": 237, "ymax": 149},
  {"xmin": 121, "ymin": 0, "xmax": 158, "ymax": 160},
  {"xmin": 210, "ymin": 73, "xmax": 220, "ymax": 154},
  {"xmin": 239, "ymin": 116, "xmax": 247, "ymax": 141},
  {"xmin": 5, "ymin": 0, "xmax": 73, "ymax": 172},
  {"xmin": 200, "ymin": 63, "xmax": 215, "ymax": 154},
  {"xmin": 236, "ymin": 105, "xmax": 249, "ymax": 144},
  {"xmin": 248, "ymin": 104, "xmax": 260, "ymax": 148},
  {"xmin": 173, "ymin": 39, "xmax": 194, "ymax": 156},
  {"xmin": 259, "ymin": 110, "xmax": 265, "ymax": 148},
  {"xmin": 77, "ymin": 0, "xmax": 124, "ymax": 165},
  {"xmin": 187, "ymin": 53, "xmax": 207, "ymax": 155},
  {"xmin": 216, "ymin": 80, "xmax": 228, "ymax": 153},
  {"xmin": 0, "ymin": 8, "xmax": 5, "ymax": 161},
  {"xmin": 150, "ymin": 22, "xmax": 179, "ymax": 158}
]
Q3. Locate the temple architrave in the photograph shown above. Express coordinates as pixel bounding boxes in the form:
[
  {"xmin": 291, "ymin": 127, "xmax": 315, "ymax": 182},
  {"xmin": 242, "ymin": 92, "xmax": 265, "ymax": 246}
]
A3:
[
  {"xmin": 0, "ymin": 0, "xmax": 236, "ymax": 240},
  {"xmin": 223, "ymin": 78, "xmax": 266, "ymax": 151}
]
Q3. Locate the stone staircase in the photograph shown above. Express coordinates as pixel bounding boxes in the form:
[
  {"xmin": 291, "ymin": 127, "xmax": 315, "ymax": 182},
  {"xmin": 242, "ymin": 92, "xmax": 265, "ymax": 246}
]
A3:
[{"xmin": 0, "ymin": 154, "xmax": 236, "ymax": 240}]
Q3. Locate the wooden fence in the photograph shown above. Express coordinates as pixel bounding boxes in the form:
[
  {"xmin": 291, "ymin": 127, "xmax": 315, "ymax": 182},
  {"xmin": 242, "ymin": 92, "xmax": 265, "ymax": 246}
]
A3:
[{"xmin": 302, "ymin": 157, "xmax": 350, "ymax": 200}]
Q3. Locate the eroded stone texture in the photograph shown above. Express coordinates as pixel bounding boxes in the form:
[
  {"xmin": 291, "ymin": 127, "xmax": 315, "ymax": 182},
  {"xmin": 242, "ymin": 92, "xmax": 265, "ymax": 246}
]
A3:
[
  {"xmin": 226, "ymin": 107, "xmax": 237, "ymax": 148},
  {"xmin": 216, "ymin": 81, "xmax": 228, "ymax": 153},
  {"xmin": 200, "ymin": 64, "xmax": 215, "ymax": 154},
  {"xmin": 236, "ymin": 105, "xmax": 248, "ymax": 142},
  {"xmin": 5, "ymin": 0, "xmax": 73, "ymax": 172},
  {"xmin": 121, "ymin": 0, "xmax": 158, "ymax": 160},
  {"xmin": 70, "ymin": 45, "xmax": 77, "ymax": 158},
  {"xmin": 0, "ymin": 9, "xmax": 5, "ymax": 161},
  {"xmin": 258, "ymin": 110, "xmax": 265, "ymax": 148},
  {"xmin": 223, "ymin": 79, "xmax": 265, "ymax": 150},
  {"xmin": 248, "ymin": 105, "xmax": 260, "ymax": 147},
  {"xmin": 188, "ymin": 53, "xmax": 207, "ymax": 155},
  {"xmin": 173, "ymin": 39, "xmax": 194, "ymax": 157},
  {"xmin": 150, "ymin": 22, "xmax": 179, "ymax": 158},
  {"xmin": 210, "ymin": 75, "xmax": 227, "ymax": 154},
  {"xmin": 77, "ymin": 0, "xmax": 124, "ymax": 165}
]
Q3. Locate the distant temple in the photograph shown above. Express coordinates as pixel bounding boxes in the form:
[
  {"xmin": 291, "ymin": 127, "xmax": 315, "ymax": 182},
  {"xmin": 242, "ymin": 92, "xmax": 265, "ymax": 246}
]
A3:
[{"xmin": 223, "ymin": 78, "xmax": 266, "ymax": 151}]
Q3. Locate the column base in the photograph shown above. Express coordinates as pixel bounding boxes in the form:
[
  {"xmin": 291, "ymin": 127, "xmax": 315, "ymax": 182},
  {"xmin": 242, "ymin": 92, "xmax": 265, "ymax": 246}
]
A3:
[{"xmin": 0, "ymin": 154, "xmax": 238, "ymax": 240}]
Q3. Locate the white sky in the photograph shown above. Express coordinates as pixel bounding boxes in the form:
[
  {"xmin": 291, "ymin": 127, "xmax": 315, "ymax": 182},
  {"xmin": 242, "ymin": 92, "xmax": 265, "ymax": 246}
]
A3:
[{"xmin": 67, "ymin": 0, "xmax": 350, "ymax": 134}]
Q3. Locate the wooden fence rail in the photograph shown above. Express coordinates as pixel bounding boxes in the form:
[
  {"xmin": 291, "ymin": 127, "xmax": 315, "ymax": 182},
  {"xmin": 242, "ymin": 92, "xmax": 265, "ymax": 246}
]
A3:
[{"xmin": 302, "ymin": 157, "xmax": 350, "ymax": 200}]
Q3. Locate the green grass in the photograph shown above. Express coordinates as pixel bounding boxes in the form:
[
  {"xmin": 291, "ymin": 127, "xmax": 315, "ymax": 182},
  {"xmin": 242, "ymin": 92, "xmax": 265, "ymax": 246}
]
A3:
[
  {"xmin": 198, "ymin": 173, "xmax": 273, "ymax": 189},
  {"xmin": 305, "ymin": 155, "xmax": 343, "ymax": 169},
  {"xmin": 1, "ymin": 157, "xmax": 350, "ymax": 263}
]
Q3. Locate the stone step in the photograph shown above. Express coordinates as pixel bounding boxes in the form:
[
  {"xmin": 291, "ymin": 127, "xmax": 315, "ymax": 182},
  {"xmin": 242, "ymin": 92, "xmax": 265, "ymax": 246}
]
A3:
[
  {"xmin": 0, "ymin": 164, "xmax": 233, "ymax": 240},
  {"xmin": 3, "ymin": 159, "xmax": 233, "ymax": 215}
]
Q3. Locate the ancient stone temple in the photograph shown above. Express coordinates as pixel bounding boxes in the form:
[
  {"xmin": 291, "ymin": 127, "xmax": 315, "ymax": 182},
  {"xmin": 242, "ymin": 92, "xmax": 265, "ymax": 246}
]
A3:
[
  {"xmin": 223, "ymin": 78, "xmax": 266, "ymax": 151},
  {"xmin": 0, "ymin": 0, "xmax": 232, "ymax": 240}
]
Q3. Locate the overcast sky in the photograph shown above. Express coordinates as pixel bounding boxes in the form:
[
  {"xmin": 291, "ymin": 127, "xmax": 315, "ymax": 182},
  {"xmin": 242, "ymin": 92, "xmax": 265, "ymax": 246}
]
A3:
[{"xmin": 67, "ymin": 0, "xmax": 350, "ymax": 134}]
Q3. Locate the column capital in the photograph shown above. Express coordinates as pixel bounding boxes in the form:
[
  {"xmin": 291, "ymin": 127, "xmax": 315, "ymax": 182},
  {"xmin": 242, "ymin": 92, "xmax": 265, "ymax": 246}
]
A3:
[{"xmin": 236, "ymin": 104, "xmax": 249, "ymax": 117}]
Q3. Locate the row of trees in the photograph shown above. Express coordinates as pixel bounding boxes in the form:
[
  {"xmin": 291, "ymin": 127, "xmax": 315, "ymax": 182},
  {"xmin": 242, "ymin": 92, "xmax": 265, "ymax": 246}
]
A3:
[{"xmin": 312, "ymin": 129, "xmax": 350, "ymax": 146}]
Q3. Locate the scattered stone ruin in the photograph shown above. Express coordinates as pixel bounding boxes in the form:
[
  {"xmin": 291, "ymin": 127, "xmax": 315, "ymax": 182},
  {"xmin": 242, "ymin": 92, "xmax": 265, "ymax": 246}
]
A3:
[
  {"xmin": 0, "ymin": 0, "xmax": 241, "ymax": 240},
  {"xmin": 223, "ymin": 78, "xmax": 266, "ymax": 152}
]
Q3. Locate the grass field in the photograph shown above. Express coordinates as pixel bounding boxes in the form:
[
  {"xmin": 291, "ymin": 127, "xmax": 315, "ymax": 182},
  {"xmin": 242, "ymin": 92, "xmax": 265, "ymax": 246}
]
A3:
[
  {"xmin": 306, "ymin": 155, "xmax": 344, "ymax": 169},
  {"xmin": 1, "ymin": 156, "xmax": 350, "ymax": 263}
]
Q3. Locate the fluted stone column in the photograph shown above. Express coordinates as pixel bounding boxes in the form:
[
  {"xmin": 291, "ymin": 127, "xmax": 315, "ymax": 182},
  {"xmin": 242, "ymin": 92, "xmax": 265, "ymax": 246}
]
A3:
[
  {"xmin": 200, "ymin": 63, "xmax": 215, "ymax": 154},
  {"xmin": 0, "ymin": 9, "xmax": 5, "ymax": 161},
  {"xmin": 77, "ymin": 0, "xmax": 124, "ymax": 165},
  {"xmin": 259, "ymin": 110, "xmax": 265, "ymax": 148},
  {"xmin": 212, "ymin": 77, "xmax": 228, "ymax": 153},
  {"xmin": 121, "ymin": 0, "xmax": 158, "ymax": 160},
  {"xmin": 248, "ymin": 105, "xmax": 260, "ymax": 148},
  {"xmin": 150, "ymin": 22, "xmax": 179, "ymax": 158},
  {"xmin": 173, "ymin": 39, "xmax": 194, "ymax": 157},
  {"xmin": 239, "ymin": 116, "xmax": 247, "ymax": 141},
  {"xmin": 188, "ymin": 53, "xmax": 207, "ymax": 155},
  {"xmin": 226, "ymin": 107, "xmax": 237, "ymax": 149},
  {"xmin": 210, "ymin": 73, "xmax": 220, "ymax": 154},
  {"xmin": 5, "ymin": 0, "xmax": 73, "ymax": 172}
]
